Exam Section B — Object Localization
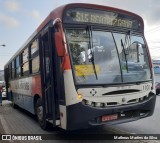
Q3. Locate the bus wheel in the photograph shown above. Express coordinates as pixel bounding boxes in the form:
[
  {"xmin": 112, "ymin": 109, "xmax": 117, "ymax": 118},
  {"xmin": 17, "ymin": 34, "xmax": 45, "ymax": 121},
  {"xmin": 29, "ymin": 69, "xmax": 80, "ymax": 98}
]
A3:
[{"xmin": 36, "ymin": 98, "xmax": 48, "ymax": 130}]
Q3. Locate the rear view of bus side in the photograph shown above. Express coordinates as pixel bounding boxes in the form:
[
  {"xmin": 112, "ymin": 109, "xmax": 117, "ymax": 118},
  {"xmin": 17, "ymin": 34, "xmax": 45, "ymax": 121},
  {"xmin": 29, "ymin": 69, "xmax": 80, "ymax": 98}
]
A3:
[{"xmin": 4, "ymin": 3, "xmax": 156, "ymax": 130}]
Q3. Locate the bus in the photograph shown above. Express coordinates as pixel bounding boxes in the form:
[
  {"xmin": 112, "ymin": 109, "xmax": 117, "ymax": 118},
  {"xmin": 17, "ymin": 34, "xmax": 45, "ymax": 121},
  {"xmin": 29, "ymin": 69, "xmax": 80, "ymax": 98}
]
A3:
[{"xmin": 4, "ymin": 3, "xmax": 156, "ymax": 130}]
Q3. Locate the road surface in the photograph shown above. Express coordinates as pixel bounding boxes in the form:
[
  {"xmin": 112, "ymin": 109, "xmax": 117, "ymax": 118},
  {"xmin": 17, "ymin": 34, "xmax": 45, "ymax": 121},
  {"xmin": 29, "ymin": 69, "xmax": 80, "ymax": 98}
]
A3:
[
  {"xmin": 111, "ymin": 96, "xmax": 160, "ymax": 134},
  {"xmin": 0, "ymin": 97, "xmax": 160, "ymax": 143}
]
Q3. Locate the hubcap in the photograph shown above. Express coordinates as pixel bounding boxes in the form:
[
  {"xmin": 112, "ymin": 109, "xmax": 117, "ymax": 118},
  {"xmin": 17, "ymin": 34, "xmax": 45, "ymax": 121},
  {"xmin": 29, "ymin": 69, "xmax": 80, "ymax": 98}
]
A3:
[{"xmin": 37, "ymin": 106, "xmax": 43, "ymax": 121}]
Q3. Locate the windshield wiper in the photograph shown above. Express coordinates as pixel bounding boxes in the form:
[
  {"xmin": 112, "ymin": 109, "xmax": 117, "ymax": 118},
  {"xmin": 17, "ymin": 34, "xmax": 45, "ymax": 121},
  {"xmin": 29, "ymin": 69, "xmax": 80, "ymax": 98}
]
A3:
[
  {"xmin": 121, "ymin": 30, "xmax": 132, "ymax": 72},
  {"xmin": 121, "ymin": 39, "xmax": 129, "ymax": 72},
  {"xmin": 86, "ymin": 25, "xmax": 98, "ymax": 79}
]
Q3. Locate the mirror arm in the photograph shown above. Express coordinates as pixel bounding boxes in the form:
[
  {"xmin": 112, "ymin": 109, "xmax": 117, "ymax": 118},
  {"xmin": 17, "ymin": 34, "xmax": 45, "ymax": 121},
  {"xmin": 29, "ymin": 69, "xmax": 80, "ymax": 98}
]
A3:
[
  {"xmin": 53, "ymin": 18, "xmax": 68, "ymax": 55},
  {"xmin": 53, "ymin": 18, "xmax": 62, "ymax": 26}
]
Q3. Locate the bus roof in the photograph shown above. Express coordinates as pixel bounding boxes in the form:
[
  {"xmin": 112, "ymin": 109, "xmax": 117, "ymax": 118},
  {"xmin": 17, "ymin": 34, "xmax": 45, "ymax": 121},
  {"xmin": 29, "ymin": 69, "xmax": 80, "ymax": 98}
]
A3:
[
  {"xmin": 37, "ymin": 3, "xmax": 144, "ymax": 32},
  {"xmin": 4, "ymin": 3, "xmax": 144, "ymax": 67}
]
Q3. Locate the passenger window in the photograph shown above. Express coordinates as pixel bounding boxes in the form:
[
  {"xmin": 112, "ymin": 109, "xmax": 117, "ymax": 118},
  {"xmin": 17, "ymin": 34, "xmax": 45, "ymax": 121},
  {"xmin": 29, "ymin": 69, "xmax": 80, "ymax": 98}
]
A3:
[
  {"xmin": 31, "ymin": 56, "xmax": 40, "ymax": 74},
  {"xmin": 22, "ymin": 48, "xmax": 29, "ymax": 76},
  {"xmin": 31, "ymin": 39, "xmax": 38, "ymax": 56},
  {"xmin": 30, "ymin": 39, "xmax": 39, "ymax": 74},
  {"xmin": 15, "ymin": 56, "xmax": 21, "ymax": 77},
  {"xmin": 12, "ymin": 61, "xmax": 15, "ymax": 78}
]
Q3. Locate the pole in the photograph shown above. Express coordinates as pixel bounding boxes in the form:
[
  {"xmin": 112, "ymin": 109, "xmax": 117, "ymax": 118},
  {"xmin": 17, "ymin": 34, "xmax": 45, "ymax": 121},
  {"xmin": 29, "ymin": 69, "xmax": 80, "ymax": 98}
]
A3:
[{"xmin": 0, "ymin": 44, "xmax": 6, "ymax": 47}]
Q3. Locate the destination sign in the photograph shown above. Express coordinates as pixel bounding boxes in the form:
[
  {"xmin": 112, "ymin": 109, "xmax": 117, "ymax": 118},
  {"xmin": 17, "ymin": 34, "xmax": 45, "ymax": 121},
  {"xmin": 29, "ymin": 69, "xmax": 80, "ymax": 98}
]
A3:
[{"xmin": 63, "ymin": 8, "xmax": 141, "ymax": 30}]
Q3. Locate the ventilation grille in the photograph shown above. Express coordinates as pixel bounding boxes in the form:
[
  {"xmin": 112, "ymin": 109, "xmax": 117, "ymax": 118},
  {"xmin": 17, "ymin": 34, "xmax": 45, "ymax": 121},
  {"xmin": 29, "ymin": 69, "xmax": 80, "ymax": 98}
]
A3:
[{"xmin": 82, "ymin": 95, "xmax": 150, "ymax": 108}]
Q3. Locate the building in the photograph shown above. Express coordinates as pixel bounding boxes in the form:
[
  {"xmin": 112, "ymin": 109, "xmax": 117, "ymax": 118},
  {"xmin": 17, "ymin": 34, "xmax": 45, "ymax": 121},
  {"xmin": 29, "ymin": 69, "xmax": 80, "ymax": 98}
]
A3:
[
  {"xmin": 0, "ymin": 70, "xmax": 4, "ymax": 81},
  {"xmin": 153, "ymin": 60, "xmax": 160, "ymax": 74},
  {"xmin": 152, "ymin": 60, "xmax": 160, "ymax": 83}
]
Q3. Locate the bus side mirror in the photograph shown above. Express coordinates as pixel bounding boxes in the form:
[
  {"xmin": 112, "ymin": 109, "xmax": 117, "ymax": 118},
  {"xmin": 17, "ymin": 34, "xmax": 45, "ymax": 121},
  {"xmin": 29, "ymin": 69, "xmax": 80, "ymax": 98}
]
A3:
[
  {"xmin": 55, "ymin": 30, "xmax": 65, "ymax": 57},
  {"xmin": 54, "ymin": 19, "xmax": 67, "ymax": 57}
]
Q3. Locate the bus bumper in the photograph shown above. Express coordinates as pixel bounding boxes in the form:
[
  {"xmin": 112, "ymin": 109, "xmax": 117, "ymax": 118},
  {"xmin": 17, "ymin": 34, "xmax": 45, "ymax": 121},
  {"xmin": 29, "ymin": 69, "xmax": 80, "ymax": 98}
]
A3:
[{"xmin": 66, "ymin": 92, "xmax": 156, "ymax": 130}]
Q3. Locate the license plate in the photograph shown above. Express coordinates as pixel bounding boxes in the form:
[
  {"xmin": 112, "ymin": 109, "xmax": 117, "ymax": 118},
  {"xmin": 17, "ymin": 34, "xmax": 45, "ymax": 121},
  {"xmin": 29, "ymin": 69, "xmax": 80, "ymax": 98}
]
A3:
[{"xmin": 102, "ymin": 114, "xmax": 118, "ymax": 122}]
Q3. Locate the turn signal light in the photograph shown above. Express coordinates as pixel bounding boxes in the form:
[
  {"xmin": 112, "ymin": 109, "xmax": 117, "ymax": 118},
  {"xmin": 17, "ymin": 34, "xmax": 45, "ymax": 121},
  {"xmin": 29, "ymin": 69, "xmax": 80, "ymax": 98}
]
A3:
[{"xmin": 77, "ymin": 94, "xmax": 83, "ymax": 99}]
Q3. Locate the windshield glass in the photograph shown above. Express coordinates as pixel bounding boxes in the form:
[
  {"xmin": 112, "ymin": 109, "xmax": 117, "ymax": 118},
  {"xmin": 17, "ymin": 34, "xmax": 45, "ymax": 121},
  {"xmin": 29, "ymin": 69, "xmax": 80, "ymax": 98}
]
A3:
[
  {"xmin": 113, "ymin": 33, "xmax": 151, "ymax": 82},
  {"xmin": 66, "ymin": 29, "xmax": 151, "ymax": 85}
]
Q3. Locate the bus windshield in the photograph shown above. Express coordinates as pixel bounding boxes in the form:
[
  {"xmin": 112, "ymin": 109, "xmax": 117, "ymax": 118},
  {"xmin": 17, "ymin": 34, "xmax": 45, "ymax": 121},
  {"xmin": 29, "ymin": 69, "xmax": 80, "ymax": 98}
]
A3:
[{"xmin": 66, "ymin": 29, "xmax": 151, "ymax": 85}]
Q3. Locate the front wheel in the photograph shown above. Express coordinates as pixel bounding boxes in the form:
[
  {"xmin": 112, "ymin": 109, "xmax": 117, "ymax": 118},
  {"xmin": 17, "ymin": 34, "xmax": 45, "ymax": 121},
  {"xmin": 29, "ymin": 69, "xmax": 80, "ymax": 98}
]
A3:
[{"xmin": 35, "ymin": 98, "xmax": 48, "ymax": 130}]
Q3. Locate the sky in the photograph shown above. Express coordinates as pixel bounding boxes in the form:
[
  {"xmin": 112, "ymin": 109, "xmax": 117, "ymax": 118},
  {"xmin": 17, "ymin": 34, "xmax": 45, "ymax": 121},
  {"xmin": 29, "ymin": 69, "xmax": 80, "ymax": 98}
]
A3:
[{"xmin": 0, "ymin": 0, "xmax": 160, "ymax": 70}]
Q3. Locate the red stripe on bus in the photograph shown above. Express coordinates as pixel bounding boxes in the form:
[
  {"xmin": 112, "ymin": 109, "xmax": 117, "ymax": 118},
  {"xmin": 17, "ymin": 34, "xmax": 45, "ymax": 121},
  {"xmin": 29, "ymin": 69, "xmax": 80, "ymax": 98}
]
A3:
[
  {"xmin": 32, "ymin": 75, "xmax": 42, "ymax": 97},
  {"xmin": 62, "ymin": 55, "xmax": 71, "ymax": 70}
]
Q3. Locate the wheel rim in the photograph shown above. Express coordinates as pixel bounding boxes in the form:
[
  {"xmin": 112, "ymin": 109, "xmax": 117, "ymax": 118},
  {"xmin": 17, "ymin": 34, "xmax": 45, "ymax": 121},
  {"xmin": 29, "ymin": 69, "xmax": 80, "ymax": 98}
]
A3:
[{"xmin": 37, "ymin": 105, "xmax": 43, "ymax": 122}]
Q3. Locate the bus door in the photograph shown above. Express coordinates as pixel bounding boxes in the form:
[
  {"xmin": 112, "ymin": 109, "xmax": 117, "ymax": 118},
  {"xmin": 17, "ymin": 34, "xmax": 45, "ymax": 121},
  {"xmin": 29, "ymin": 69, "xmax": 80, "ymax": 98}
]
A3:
[{"xmin": 39, "ymin": 28, "xmax": 57, "ymax": 127}]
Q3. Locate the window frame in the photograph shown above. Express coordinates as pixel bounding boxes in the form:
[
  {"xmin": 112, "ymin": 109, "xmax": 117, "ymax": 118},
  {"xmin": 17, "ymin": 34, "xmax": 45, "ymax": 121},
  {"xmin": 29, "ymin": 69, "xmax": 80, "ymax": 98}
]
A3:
[
  {"xmin": 65, "ymin": 25, "xmax": 152, "ymax": 86},
  {"xmin": 29, "ymin": 39, "xmax": 40, "ymax": 74}
]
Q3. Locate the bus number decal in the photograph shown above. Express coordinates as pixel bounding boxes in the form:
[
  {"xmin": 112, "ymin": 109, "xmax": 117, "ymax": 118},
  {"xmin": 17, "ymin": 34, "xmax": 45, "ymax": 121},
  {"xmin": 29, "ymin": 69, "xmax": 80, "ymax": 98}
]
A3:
[{"xmin": 143, "ymin": 85, "xmax": 150, "ymax": 91}]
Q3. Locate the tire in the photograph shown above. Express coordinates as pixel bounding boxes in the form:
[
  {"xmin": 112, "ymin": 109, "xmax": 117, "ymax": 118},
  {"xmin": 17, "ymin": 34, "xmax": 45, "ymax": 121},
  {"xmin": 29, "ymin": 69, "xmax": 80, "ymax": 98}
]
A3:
[{"xmin": 35, "ymin": 98, "xmax": 48, "ymax": 130}]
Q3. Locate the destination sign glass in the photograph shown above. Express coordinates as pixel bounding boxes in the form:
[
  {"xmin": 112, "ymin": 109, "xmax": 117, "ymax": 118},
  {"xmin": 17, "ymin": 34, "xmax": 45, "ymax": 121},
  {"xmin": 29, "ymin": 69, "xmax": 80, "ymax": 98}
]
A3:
[{"xmin": 63, "ymin": 8, "xmax": 142, "ymax": 30}]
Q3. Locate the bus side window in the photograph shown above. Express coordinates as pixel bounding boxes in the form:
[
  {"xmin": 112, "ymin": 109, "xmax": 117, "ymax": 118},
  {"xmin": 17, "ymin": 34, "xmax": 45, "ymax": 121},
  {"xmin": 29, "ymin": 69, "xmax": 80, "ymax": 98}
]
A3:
[
  {"xmin": 15, "ymin": 56, "xmax": 21, "ymax": 78},
  {"xmin": 9, "ymin": 63, "xmax": 12, "ymax": 80},
  {"xmin": 11, "ymin": 61, "xmax": 15, "ymax": 79},
  {"xmin": 30, "ymin": 39, "xmax": 39, "ymax": 74},
  {"xmin": 22, "ymin": 48, "xmax": 29, "ymax": 76}
]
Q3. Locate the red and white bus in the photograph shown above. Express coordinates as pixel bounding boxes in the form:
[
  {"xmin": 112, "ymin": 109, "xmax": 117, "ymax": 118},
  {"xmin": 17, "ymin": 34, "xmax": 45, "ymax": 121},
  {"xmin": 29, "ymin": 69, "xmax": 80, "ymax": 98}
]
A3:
[{"xmin": 4, "ymin": 3, "xmax": 156, "ymax": 130}]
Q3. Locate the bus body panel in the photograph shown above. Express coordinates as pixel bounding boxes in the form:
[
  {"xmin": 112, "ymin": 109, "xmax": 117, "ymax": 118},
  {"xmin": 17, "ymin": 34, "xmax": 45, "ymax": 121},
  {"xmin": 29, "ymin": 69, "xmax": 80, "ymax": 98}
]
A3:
[
  {"xmin": 12, "ymin": 90, "xmax": 35, "ymax": 114},
  {"xmin": 59, "ymin": 105, "xmax": 67, "ymax": 129},
  {"xmin": 31, "ymin": 75, "xmax": 42, "ymax": 97},
  {"xmin": 10, "ymin": 74, "xmax": 42, "ymax": 114},
  {"xmin": 4, "ymin": 3, "xmax": 156, "ymax": 130},
  {"xmin": 66, "ymin": 93, "xmax": 156, "ymax": 130},
  {"xmin": 77, "ymin": 82, "xmax": 152, "ymax": 105},
  {"xmin": 63, "ymin": 70, "xmax": 81, "ymax": 106}
]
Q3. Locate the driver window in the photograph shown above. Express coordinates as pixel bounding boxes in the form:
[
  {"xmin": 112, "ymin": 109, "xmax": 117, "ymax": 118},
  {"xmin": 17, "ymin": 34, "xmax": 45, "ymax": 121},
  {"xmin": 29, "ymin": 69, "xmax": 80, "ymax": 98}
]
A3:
[{"xmin": 92, "ymin": 31, "xmax": 120, "ymax": 72}]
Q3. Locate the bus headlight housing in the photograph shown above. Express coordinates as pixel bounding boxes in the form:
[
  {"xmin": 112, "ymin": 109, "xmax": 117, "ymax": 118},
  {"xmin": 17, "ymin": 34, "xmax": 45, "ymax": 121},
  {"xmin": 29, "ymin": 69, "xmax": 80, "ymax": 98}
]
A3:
[{"xmin": 77, "ymin": 94, "xmax": 83, "ymax": 100}]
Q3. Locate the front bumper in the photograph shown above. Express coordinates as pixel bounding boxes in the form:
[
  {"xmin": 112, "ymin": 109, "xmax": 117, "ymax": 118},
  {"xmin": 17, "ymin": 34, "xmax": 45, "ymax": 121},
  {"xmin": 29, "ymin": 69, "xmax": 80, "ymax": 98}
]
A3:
[{"xmin": 66, "ymin": 92, "xmax": 156, "ymax": 130}]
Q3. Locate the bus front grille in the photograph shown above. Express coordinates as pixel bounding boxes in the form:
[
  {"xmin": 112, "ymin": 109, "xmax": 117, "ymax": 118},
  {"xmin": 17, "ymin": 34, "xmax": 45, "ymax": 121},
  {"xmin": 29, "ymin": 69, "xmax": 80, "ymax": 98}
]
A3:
[{"xmin": 82, "ymin": 94, "xmax": 152, "ymax": 108}]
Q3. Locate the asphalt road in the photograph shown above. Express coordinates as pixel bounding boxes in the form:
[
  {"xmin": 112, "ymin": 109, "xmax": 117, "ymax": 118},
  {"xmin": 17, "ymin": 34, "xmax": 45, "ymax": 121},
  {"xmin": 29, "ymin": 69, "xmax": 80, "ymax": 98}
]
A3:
[
  {"xmin": 111, "ymin": 96, "xmax": 160, "ymax": 134},
  {"xmin": 0, "ymin": 96, "xmax": 160, "ymax": 143}
]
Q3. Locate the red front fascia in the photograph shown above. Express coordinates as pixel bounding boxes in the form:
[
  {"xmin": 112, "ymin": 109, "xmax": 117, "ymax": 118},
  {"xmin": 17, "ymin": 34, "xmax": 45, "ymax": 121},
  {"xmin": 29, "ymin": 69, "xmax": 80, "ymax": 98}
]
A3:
[{"xmin": 62, "ymin": 55, "xmax": 71, "ymax": 70}]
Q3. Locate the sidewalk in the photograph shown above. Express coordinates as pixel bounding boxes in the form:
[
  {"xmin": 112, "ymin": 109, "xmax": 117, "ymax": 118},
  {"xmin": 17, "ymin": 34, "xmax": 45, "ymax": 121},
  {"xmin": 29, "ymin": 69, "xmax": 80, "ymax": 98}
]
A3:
[
  {"xmin": 0, "ymin": 100, "xmax": 48, "ymax": 134},
  {"xmin": 0, "ymin": 100, "xmax": 14, "ymax": 143},
  {"xmin": 0, "ymin": 100, "xmax": 52, "ymax": 143}
]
